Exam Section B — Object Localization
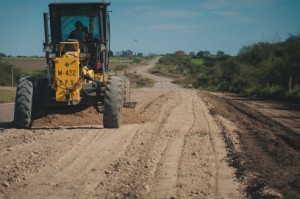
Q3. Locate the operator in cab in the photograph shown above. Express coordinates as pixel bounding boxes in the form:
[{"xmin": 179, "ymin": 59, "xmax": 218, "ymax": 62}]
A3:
[{"xmin": 68, "ymin": 21, "xmax": 89, "ymax": 41}]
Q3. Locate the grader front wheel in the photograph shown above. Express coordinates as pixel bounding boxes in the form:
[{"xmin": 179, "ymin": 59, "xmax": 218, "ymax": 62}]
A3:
[
  {"xmin": 14, "ymin": 76, "xmax": 34, "ymax": 129},
  {"xmin": 103, "ymin": 76, "xmax": 124, "ymax": 128}
]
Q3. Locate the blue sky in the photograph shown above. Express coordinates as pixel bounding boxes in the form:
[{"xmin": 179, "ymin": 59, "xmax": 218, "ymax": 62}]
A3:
[{"xmin": 0, "ymin": 0, "xmax": 299, "ymax": 56}]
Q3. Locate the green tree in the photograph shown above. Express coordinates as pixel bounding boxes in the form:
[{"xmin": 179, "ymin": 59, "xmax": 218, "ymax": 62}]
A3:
[
  {"xmin": 196, "ymin": 50, "xmax": 211, "ymax": 58},
  {"xmin": 189, "ymin": 51, "xmax": 195, "ymax": 57},
  {"xmin": 0, "ymin": 52, "xmax": 6, "ymax": 58},
  {"xmin": 137, "ymin": 52, "xmax": 143, "ymax": 57},
  {"xmin": 121, "ymin": 50, "xmax": 133, "ymax": 57},
  {"xmin": 216, "ymin": 50, "xmax": 225, "ymax": 57}
]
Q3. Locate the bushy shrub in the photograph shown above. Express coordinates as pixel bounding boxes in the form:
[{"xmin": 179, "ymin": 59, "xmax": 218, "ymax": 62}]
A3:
[
  {"xmin": 204, "ymin": 61, "xmax": 214, "ymax": 67},
  {"xmin": 193, "ymin": 76, "xmax": 208, "ymax": 88},
  {"xmin": 244, "ymin": 86, "xmax": 261, "ymax": 95},
  {"xmin": 133, "ymin": 58, "xmax": 142, "ymax": 64},
  {"xmin": 114, "ymin": 64, "xmax": 129, "ymax": 71},
  {"xmin": 260, "ymin": 85, "xmax": 286, "ymax": 99},
  {"xmin": 216, "ymin": 81, "xmax": 230, "ymax": 91},
  {"xmin": 286, "ymin": 85, "xmax": 300, "ymax": 103}
]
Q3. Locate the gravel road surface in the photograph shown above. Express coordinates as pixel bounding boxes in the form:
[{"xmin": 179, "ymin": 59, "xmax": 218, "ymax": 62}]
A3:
[{"xmin": 0, "ymin": 58, "xmax": 299, "ymax": 199}]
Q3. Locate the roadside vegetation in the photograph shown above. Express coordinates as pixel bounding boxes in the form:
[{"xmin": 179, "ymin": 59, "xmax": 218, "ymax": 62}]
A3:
[
  {"xmin": 0, "ymin": 57, "xmax": 47, "ymax": 103},
  {"xmin": 109, "ymin": 52, "xmax": 151, "ymax": 72},
  {"xmin": 110, "ymin": 53, "xmax": 155, "ymax": 87},
  {"xmin": 152, "ymin": 33, "xmax": 300, "ymax": 103},
  {"xmin": 0, "ymin": 89, "xmax": 15, "ymax": 103},
  {"xmin": 0, "ymin": 54, "xmax": 47, "ymax": 86},
  {"xmin": 0, "ymin": 59, "xmax": 22, "ymax": 86}
]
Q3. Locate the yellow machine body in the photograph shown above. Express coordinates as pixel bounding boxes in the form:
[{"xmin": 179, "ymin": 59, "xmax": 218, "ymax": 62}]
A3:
[
  {"xmin": 52, "ymin": 42, "xmax": 110, "ymax": 104},
  {"xmin": 54, "ymin": 42, "xmax": 82, "ymax": 103}
]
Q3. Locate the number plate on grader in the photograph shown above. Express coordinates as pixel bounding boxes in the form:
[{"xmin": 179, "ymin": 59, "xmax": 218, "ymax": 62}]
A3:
[{"xmin": 54, "ymin": 55, "xmax": 81, "ymax": 102}]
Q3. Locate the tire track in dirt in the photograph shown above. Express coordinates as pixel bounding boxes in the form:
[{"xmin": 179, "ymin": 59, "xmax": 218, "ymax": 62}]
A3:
[
  {"xmin": 126, "ymin": 91, "xmax": 183, "ymax": 196},
  {"xmin": 175, "ymin": 92, "xmax": 220, "ymax": 198},
  {"xmin": 198, "ymin": 96, "xmax": 220, "ymax": 198},
  {"xmin": 151, "ymin": 91, "xmax": 196, "ymax": 198},
  {"xmin": 93, "ymin": 90, "xmax": 243, "ymax": 198},
  {"xmin": 10, "ymin": 125, "xmax": 140, "ymax": 199},
  {"xmin": 176, "ymin": 91, "xmax": 243, "ymax": 198},
  {"xmin": 0, "ymin": 129, "xmax": 87, "ymax": 195},
  {"xmin": 93, "ymin": 91, "xmax": 183, "ymax": 198}
]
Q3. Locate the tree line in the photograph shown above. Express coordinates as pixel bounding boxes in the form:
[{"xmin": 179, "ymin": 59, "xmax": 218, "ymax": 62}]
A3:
[
  {"xmin": 158, "ymin": 33, "xmax": 300, "ymax": 103},
  {"xmin": 0, "ymin": 53, "xmax": 44, "ymax": 58},
  {"xmin": 188, "ymin": 50, "xmax": 225, "ymax": 58},
  {"xmin": 112, "ymin": 50, "xmax": 144, "ymax": 57}
]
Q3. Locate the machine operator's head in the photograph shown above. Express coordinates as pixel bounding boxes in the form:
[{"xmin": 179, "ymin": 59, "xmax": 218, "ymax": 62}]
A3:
[{"xmin": 75, "ymin": 21, "xmax": 83, "ymax": 29}]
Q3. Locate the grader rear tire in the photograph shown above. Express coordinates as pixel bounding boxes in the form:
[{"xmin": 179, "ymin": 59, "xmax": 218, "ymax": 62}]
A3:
[
  {"xmin": 14, "ymin": 76, "xmax": 34, "ymax": 129},
  {"xmin": 103, "ymin": 76, "xmax": 123, "ymax": 128}
]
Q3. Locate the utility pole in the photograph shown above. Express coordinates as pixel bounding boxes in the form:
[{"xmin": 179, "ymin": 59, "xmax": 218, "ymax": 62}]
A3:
[{"xmin": 11, "ymin": 66, "xmax": 14, "ymax": 87}]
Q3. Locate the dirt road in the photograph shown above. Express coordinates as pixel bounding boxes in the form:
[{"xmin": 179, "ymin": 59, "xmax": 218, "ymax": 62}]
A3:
[
  {"xmin": 0, "ymin": 58, "xmax": 299, "ymax": 198},
  {"xmin": 0, "ymin": 58, "xmax": 244, "ymax": 198}
]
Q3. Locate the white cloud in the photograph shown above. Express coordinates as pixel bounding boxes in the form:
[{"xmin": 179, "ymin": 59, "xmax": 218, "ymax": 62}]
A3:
[
  {"xmin": 144, "ymin": 9, "xmax": 199, "ymax": 19},
  {"xmin": 198, "ymin": 0, "xmax": 264, "ymax": 23},
  {"xmin": 199, "ymin": 0, "xmax": 275, "ymax": 10},
  {"xmin": 126, "ymin": 5, "xmax": 159, "ymax": 14},
  {"xmin": 214, "ymin": 10, "xmax": 253, "ymax": 23},
  {"xmin": 126, "ymin": 6, "xmax": 199, "ymax": 20},
  {"xmin": 199, "ymin": 0, "xmax": 233, "ymax": 10},
  {"xmin": 138, "ymin": 24, "xmax": 200, "ymax": 31},
  {"xmin": 214, "ymin": 10, "xmax": 237, "ymax": 17}
]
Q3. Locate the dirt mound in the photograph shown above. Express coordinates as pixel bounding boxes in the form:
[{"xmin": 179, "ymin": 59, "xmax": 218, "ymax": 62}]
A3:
[
  {"xmin": 32, "ymin": 90, "xmax": 172, "ymax": 128},
  {"xmin": 32, "ymin": 106, "xmax": 150, "ymax": 128}
]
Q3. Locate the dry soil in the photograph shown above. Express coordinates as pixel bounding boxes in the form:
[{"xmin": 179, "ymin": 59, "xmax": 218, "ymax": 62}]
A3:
[{"xmin": 0, "ymin": 58, "xmax": 299, "ymax": 199}]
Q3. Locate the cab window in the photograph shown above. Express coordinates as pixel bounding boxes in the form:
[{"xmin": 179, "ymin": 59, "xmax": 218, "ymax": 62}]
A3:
[{"xmin": 61, "ymin": 16, "xmax": 100, "ymax": 41}]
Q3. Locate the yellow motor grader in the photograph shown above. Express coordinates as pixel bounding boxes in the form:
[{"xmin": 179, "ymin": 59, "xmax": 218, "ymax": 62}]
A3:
[{"xmin": 14, "ymin": 2, "xmax": 130, "ymax": 128}]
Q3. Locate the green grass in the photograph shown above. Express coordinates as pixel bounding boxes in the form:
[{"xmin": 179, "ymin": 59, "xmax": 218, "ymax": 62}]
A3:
[
  {"xmin": 110, "ymin": 56, "xmax": 145, "ymax": 64},
  {"xmin": 22, "ymin": 69, "xmax": 47, "ymax": 77},
  {"xmin": 113, "ymin": 64, "xmax": 130, "ymax": 71},
  {"xmin": 190, "ymin": 58, "xmax": 204, "ymax": 65},
  {"xmin": 0, "ymin": 90, "xmax": 15, "ymax": 103},
  {"xmin": 2, "ymin": 57, "xmax": 45, "ymax": 61},
  {"xmin": 110, "ymin": 57, "xmax": 132, "ymax": 63}
]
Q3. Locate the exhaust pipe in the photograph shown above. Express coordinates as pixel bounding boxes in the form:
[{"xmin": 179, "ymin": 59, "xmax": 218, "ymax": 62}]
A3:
[
  {"xmin": 43, "ymin": 12, "xmax": 52, "ymax": 86},
  {"xmin": 43, "ymin": 12, "xmax": 49, "ymax": 45}
]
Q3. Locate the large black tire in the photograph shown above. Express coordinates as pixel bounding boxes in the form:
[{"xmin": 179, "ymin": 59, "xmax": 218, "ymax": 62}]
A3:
[
  {"xmin": 123, "ymin": 76, "xmax": 131, "ymax": 102},
  {"xmin": 103, "ymin": 76, "xmax": 124, "ymax": 128},
  {"xmin": 14, "ymin": 76, "xmax": 34, "ymax": 128}
]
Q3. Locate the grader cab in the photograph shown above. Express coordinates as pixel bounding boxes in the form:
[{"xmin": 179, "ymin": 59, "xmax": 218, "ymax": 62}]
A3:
[{"xmin": 13, "ymin": 2, "xmax": 130, "ymax": 128}]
